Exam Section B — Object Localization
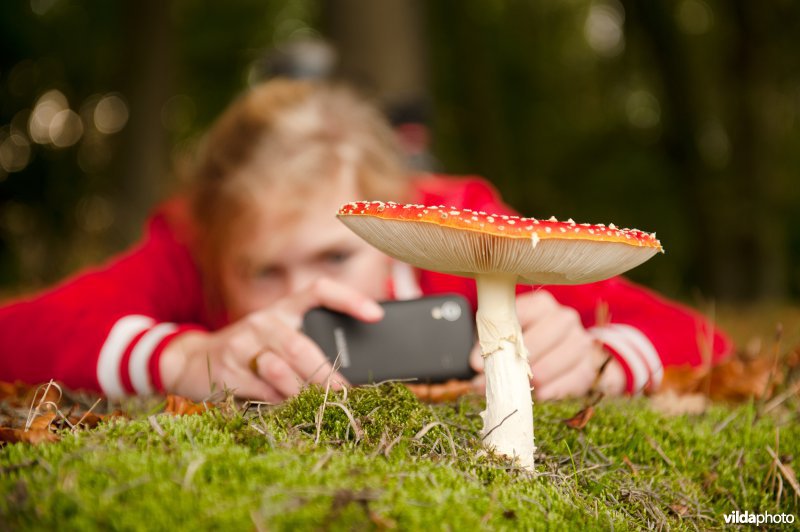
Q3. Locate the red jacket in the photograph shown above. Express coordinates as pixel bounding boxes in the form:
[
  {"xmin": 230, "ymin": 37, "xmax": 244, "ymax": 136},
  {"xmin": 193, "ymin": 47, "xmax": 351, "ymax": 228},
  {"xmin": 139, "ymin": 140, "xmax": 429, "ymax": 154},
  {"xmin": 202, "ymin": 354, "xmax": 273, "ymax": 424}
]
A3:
[{"xmin": 0, "ymin": 176, "xmax": 733, "ymax": 397}]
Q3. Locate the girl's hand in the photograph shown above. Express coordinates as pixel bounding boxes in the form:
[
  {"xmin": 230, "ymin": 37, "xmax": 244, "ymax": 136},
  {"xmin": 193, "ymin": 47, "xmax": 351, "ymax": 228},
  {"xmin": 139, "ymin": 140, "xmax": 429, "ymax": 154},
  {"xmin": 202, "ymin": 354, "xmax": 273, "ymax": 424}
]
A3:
[
  {"xmin": 470, "ymin": 290, "xmax": 626, "ymax": 400},
  {"xmin": 160, "ymin": 277, "xmax": 384, "ymax": 401}
]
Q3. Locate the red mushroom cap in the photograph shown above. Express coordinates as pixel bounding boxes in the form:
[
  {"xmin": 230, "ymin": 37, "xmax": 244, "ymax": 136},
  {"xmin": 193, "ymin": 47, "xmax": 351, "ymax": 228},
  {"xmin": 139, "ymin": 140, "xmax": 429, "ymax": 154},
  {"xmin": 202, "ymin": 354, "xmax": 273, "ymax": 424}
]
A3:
[{"xmin": 338, "ymin": 201, "xmax": 663, "ymax": 285}]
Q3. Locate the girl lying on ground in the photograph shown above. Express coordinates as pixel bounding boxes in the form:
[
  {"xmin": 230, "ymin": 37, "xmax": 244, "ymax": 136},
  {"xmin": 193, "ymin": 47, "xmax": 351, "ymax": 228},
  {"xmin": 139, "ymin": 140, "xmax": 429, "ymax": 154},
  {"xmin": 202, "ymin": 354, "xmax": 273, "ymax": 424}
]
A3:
[{"xmin": 0, "ymin": 79, "xmax": 732, "ymax": 402}]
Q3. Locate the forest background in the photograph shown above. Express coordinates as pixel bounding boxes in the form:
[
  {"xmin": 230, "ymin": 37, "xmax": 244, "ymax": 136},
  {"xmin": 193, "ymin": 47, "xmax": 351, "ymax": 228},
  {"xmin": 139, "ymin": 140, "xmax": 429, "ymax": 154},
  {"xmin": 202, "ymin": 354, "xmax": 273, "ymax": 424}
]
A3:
[{"xmin": 1, "ymin": 0, "xmax": 799, "ymax": 307}]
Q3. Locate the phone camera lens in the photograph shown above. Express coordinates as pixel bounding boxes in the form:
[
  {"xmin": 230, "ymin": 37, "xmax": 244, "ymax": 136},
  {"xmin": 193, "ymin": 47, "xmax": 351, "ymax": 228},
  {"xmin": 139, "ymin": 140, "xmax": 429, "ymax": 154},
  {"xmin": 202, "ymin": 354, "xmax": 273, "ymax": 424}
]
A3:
[{"xmin": 440, "ymin": 301, "xmax": 462, "ymax": 322}]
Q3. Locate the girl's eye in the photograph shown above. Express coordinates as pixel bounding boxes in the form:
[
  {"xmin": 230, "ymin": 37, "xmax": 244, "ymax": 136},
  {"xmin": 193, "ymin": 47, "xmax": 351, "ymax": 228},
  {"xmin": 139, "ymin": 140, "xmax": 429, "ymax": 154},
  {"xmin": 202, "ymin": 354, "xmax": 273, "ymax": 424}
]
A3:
[
  {"xmin": 322, "ymin": 251, "xmax": 352, "ymax": 265},
  {"xmin": 254, "ymin": 265, "xmax": 281, "ymax": 279}
]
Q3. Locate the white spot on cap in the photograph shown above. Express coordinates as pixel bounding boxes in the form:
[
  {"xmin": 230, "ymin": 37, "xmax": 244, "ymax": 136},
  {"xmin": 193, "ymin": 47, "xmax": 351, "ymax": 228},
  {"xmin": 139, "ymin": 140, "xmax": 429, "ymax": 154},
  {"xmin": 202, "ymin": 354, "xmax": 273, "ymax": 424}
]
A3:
[
  {"xmin": 531, "ymin": 232, "xmax": 540, "ymax": 248},
  {"xmin": 548, "ymin": 216, "xmax": 558, "ymax": 222}
]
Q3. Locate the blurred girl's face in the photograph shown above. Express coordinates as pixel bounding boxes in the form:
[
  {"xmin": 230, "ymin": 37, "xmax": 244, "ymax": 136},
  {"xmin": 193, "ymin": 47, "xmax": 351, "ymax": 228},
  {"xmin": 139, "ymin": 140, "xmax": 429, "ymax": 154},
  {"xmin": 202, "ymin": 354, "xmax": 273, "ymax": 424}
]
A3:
[{"xmin": 219, "ymin": 172, "xmax": 391, "ymax": 321}]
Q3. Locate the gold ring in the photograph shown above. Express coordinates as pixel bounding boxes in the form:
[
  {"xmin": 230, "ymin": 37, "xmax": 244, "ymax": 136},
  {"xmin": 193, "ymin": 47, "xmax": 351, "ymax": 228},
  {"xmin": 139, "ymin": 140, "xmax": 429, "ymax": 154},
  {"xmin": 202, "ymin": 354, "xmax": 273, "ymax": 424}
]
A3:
[{"xmin": 248, "ymin": 353, "xmax": 261, "ymax": 376}]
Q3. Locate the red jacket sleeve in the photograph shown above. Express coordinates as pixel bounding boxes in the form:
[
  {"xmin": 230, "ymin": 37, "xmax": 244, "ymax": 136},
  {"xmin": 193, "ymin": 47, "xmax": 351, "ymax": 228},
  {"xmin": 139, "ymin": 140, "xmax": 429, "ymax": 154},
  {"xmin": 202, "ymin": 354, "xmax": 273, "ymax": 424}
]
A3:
[
  {"xmin": 545, "ymin": 279, "xmax": 733, "ymax": 394},
  {"xmin": 0, "ymin": 212, "xmax": 209, "ymax": 396},
  {"xmin": 411, "ymin": 174, "xmax": 735, "ymax": 395}
]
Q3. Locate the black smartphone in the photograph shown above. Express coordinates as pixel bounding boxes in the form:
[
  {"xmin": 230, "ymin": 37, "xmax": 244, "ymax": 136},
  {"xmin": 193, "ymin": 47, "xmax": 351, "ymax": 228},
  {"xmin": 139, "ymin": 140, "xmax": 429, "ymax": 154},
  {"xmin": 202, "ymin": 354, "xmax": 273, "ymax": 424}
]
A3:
[{"xmin": 302, "ymin": 294, "xmax": 475, "ymax": 384}]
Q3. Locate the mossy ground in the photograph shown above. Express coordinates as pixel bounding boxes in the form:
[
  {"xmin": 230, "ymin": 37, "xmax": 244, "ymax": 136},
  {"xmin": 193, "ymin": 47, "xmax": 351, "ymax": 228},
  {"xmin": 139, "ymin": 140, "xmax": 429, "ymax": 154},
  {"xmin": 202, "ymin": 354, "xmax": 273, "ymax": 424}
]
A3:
[{"xmin": 1, "ymin": 382, "xmax": 798, "ymax": 531}]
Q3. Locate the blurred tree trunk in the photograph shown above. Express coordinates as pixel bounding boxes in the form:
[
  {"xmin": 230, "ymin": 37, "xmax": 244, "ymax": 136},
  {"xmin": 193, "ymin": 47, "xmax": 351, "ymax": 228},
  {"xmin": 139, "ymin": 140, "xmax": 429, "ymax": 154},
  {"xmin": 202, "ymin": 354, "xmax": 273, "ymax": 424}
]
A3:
[
  {"xmin": 621, "ymin": 0, "xmax": 715, "ymax": 295},
  {"xmin": 625, "ymin": 0, "xmax": 786, "ymax": 301},
  {"xmin": 110, "ymin": 0, "xmax": 173, "ymax": 248},
  {"xmin": 322, "ymin": 0, "xmax": 427, "ymax": 110},
  {"xmin": 726, "ymin": 0, "xmax": 786, "ymax": 300}
]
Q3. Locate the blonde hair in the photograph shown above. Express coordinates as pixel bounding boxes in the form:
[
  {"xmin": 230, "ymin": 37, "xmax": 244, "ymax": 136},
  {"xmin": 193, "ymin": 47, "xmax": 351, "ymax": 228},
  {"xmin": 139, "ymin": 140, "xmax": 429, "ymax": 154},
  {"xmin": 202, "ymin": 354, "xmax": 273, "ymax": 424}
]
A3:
[{"xmin": 187, "ymin": 78, "xmax": 410, "ymax": 313}]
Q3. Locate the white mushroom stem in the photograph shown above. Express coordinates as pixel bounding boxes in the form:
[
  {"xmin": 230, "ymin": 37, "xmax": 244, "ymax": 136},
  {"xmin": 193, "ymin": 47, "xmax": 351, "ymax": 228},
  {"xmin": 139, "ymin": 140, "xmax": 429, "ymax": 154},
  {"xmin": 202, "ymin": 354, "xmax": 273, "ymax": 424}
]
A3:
[{"xmin": 475, "ymin": 273, "xmax": 536, "ymax": 470}]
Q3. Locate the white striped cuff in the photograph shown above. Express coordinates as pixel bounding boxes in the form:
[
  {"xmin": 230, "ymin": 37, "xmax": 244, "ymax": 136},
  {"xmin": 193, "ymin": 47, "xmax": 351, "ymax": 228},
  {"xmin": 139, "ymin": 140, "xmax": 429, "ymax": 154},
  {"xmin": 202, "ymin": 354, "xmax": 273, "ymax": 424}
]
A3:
[
  {"xmin": 96, "ymin": 315, "xmax": 178, "ymax": 398},
  {"xmin": 588, "ymin": 324, "xmax": 663, "ymax": 395}
]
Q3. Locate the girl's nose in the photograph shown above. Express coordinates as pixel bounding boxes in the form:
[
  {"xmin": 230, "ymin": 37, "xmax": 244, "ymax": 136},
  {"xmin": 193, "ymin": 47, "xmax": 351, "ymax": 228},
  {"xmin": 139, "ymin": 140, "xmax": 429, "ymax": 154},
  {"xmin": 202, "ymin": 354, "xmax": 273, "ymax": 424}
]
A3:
[{"xmin": 286, "ymin": 270, "xmax": 321, "ymax": 295}]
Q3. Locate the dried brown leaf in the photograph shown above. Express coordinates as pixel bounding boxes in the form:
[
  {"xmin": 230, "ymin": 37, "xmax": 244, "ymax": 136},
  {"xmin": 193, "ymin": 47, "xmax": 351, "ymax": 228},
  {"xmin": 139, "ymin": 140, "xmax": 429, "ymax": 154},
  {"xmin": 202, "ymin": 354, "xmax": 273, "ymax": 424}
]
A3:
[
  {"xmin": 0, "ymin": 427, "xmax": 60, "ymax": 445},
  {"xmin": 165, "ymin": 395, "xmax": 210, "ymax": 416},
  {"xmin": 405, "ymin": 379, "xmax": 473, "ymax": 403},
  {"xmin": 660, "ymin": 350, "xmax": 783, "ymax": 402},
  {"xmin": 670, "ymin": 504, "xmax": 690, "ymax": 517},
  {"xmin": 69, "ymin": 412, "xmax": 106, "ymax": 429},
  {"xmin": 27, "ymin": 413, "xmax": 57, "ymax": 431},
  {"xmin": 562, "ymin": 405, "xmax": 595, "ymax": 430},
  {"xmin": 703, "ymin": 471, "xmax": 719, "ymax": 490}
]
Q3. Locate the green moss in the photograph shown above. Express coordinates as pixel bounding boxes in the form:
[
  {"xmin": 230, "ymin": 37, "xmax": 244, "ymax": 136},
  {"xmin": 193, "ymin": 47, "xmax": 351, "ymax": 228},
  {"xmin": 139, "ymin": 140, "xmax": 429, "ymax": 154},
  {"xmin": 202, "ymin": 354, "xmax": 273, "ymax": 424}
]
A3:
[{"xmin": 1, "ymin": 384, "xmax": 798, "ymax": 530}]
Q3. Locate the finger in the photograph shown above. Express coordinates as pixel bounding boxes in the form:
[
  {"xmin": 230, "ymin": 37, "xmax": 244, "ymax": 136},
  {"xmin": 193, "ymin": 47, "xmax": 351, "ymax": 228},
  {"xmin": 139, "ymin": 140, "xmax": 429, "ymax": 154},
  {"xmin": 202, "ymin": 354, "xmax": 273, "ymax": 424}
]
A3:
[
  {"xmin": 515, "ymin": 290, "xmax": 559, "ymax": 328},
  {"xmin": 534, "ymin": 357, "xmax": 595, "ymax": 401},
  {"xmin": 250, "ymin": 316, "xmax": 349, "ymax": 387},
  {"xmin": 278, "ymin": 277, "xmax": 384, "ymax": 327},
  {"xmin": 469, "ymin": 342, "xmax": 484, "ymax": 372},
  {"xmin": 253, "ymin": 352, "xmax": 304, "ymax": 398},
  {"xmin": 530, "ymin": 333, "xmax": 594, "ymax": 386},
  {"xmin": 522, "ymin": 307, "xmax": 582, "ymax": 363},
  {"xmin": 220, "ymin": 363, "xmax": 285, "ymax": 402}
]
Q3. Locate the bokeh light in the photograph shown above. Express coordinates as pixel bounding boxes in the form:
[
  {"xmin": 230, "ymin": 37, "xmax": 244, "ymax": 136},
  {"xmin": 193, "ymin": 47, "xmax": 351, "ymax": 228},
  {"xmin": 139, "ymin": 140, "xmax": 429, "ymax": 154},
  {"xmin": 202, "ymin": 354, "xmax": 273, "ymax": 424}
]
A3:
[
  {"xmin": 584, "ymin": 0, "xmax": 625, "ymax": 58},
  {"xmin": 93, "ymin": 93, "xmax": 129, "ymax": 134},
  {"xmin": 28, "ymin": 89, "xmax": 68, "ymax": 144},
  {"xmin": 75, "ymin": 195, "xmax": 114, "ymax": 234},
  {"xmin": 49, "ymin": 108, "xmax": 83, "ymax": 148},
  {"xmin": 676, "ymin": 0, "xmax": 714, "ymax": 35},
  {"xmin": 625, "ymin": 90, "xmax": 661, "ymax": 129},
  {"xmin": 30, "ymin": 0, "xmax": 60, "ymax": 17},
  {"xmin": 0, "ymin": 129, "xmax": 32, "ymax": 174}
]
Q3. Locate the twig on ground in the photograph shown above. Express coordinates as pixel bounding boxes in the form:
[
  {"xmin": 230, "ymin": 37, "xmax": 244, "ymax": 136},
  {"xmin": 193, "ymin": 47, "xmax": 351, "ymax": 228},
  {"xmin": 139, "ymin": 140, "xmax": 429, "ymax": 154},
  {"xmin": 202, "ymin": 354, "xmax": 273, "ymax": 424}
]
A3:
[
  {"xmin": 24, "ymin": 380, "xmax": 63, "ymax": 431},
  {"xmin": 644, "ymin": 434, "xmax": 674, "ymax": 468},
  {"xmin": 712, "ymin": 411, "xmax": 739, "ymax": 435},
  {"xmin": 754, "ymin": 324, "xmax": 784, "ymax": 422},
  {"xmin": 413, "ymin": 421, "xmax": 457, "ymax": 459},
  {"xmin": 762, "ymin": 380, "xmax": 800, "ymax": 415},
  {"xmin": 73, "ymin": 397, "xmax": 103, "ymax": 430},
  {"xmin": 622, "ymin": 455, "xmax": 638, "ymax": 476},
  {"xmin": 314, "ymin": 351, "xmax": 343, "ymax": 445},
  {"xmin": 327, "ymin": 402, "xmax": 364, "ymax": 442},
  {"xmin": 413, "ymin": 421, "xmax": 445, "ymax": 440},
  {"xmin": 766, "ymin": 445, "xmax": 800, "ymax": 500},
  {"xmin": 148, "ymin": 415, "xmax": 165, "ymax": 437},
  {"xmin": 366, "ymin": 377, "xmax": 419, "ymax": 387},
  {"xmin": 383, "ymin": 434, "xmax": 404, "ymax": 457},
  {"xmin": 310, "ymin": 449, "xmax": 335, "ymax": 474}
]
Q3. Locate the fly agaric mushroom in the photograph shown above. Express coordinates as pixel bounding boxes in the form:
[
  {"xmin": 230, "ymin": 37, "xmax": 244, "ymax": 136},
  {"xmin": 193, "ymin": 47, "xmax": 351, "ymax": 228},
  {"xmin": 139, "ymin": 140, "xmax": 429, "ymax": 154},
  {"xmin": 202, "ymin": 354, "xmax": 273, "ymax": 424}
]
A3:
[{"xmin": 337, "ymin": 201, "xmax": 663, "ymax": 470}]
